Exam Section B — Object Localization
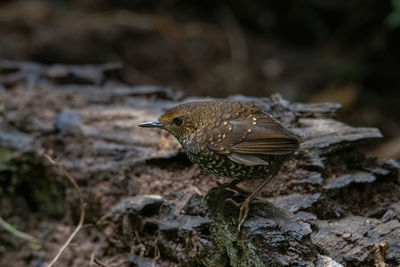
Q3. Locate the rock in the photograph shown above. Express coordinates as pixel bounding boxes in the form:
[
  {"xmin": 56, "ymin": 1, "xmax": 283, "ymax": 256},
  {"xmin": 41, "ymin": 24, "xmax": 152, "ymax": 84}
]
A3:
[
  {"xmin": 269, "ymin": 193, "xmax": 321, "ymax": 213},
  {"xmin": 299, "ymin": 118, "xmax": 382, "ymax": 153},
  {"xmin": 0, "ymin": 127, "xmax": 34, "ymax": 151},
  {"xmin": 56, "ymin": 84, "xmax": 184, "ymax": 103},
  {"xmin": 290, "ymin": 102, "xmax": 342, "ymax": 118},
  {"xmin": 158, "ymin": 220, "xmax": 180, "ymax": 241},
  {"xmin": 182, "ymin": 193, "xmax": 208, "ymax": 217},
  {"xmin": 312, "ymin": 216, "xmax": 400, "ymax": 265},
  {"xmin": 382, "ymin": 158, "xmax": 400, "ymax": 170},
  {"xmin": 109, "ymin": 195, "xmax": 164, "ymax": 220},
  {"xmin": 293, "ymin": 172, "xmax": 323, "ymax": 186},
  {"xmin": 55, "ymin": 110, "xmax": 82, "ymax": 133},
  {"xmin": 158, "ymin": 215, "xmax": 211, "ymax": 243},
  {"xmin": 295, "ymin": 211, "xmax": 318, "ymax": 225},
  {"xmin": 323, "ymin": 171, "xmax": 376, "ymax": 190},
  {"xmin": 315, "ymin": 255, "xmax": 344, "ymax": 267},
  {"xmin": 381, "ymin": 203, "xmax": 400, "ymax": 222},
  {"xmin": 0, "ymin": 60, "xmax": 122, "ymax": 86},
  {"xmin": 127, "ymin": 256, "xmax": 162, "ymax": 267},
  {"xmin": 205, "ymin": 189, "xmax": 318, "ymax": 266},
  {"xmin": 178, "ymin": 215, "xmax": 211, "ymax": 232}
]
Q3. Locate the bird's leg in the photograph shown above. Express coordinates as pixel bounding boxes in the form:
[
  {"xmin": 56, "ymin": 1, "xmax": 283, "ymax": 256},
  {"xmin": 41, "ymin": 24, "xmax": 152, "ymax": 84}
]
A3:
[
  {"xmin": 226, "ymin": 174, "xmax": 274, "ymax": 237},
  {"xmin": 204, "ymin": 179, "xmax": 250, "ymax": 200},
  {"xmin": 216, "ymin": 180, "xmax": 251, "ymax": 195}
]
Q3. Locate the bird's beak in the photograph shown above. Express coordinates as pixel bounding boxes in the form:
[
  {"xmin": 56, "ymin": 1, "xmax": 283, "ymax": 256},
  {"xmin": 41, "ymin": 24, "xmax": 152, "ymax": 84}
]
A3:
[{"xmin": 138, "ymin": 121, "xmax": 163, "ymax": 128}]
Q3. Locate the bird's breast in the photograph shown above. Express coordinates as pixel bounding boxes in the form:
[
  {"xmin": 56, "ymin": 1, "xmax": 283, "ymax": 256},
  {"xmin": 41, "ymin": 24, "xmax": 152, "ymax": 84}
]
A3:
[{"xmin": 185, "ymin": 149, "xmax": 276, "ymax": 180}]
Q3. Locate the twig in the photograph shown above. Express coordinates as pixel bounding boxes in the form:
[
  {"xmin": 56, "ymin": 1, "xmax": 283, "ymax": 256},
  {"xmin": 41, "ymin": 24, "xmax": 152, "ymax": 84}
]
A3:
[
  {"xmin": 93, "ymin": 257, "xmax": 109, "ymax": 267},
  {"xmin": 0, "ymin": 216, "xmax": 39, "ymax": 246},
  {"xmin": 44, "ymin": 154, "xmax": 86, "ymax": 267},
  {"xmin": 90, "ymin": 252, "xmax": 110, "ymax": 267}
]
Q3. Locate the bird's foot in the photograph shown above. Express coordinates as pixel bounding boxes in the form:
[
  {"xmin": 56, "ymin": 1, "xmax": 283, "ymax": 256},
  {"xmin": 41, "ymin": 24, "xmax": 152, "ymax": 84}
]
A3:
[
  {"xmin": 225, "ymin": 196, "xmax": 252, "ymax": 238},
  {"xmin": 225, "ymin": 175, "xmax": 274, "ymax": 238}
]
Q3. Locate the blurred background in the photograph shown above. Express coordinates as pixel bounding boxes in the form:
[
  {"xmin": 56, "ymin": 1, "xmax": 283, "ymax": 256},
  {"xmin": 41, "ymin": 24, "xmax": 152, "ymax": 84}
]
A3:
[{"xmin": 0, "ymin": 0, "xmax": 399, "ymax": 159}]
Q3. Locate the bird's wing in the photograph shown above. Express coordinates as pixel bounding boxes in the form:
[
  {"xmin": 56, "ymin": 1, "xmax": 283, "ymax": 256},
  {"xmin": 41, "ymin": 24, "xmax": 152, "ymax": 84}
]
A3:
[{"xmin": 207, "ymin": 111, "xmax": 299, "ymax": 165}]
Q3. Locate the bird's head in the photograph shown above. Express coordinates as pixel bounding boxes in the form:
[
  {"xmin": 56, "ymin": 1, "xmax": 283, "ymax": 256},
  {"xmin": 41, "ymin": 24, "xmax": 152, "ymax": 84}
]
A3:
[{"xmin": 138, "ymin": 103, "xmax": 201, "ymax": 142}]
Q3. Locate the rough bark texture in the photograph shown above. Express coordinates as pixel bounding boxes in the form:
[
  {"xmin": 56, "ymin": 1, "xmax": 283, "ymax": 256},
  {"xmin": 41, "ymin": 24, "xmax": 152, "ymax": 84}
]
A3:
[{"xmin": 0, "ymin": 61, "xmax": 399, "ymax": 266}]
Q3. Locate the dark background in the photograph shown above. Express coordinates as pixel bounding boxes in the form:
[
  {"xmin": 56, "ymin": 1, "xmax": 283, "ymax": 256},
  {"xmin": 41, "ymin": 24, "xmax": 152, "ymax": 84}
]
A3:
[{"xmin": 1, "ymin": 0, "xmax": 399, "ymax": 159}]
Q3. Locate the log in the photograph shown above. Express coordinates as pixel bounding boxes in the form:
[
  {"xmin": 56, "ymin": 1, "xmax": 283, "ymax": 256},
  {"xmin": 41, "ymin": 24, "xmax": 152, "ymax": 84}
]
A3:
[{"xmin": 0, "ymin": 61, "xmax": 399, "ymax": 266}]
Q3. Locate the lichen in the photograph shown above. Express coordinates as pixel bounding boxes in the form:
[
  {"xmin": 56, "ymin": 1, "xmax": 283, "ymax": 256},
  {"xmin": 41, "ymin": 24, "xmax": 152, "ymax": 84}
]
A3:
[
  {"xmin": 203, "ymin": 214, "xmax": 263, "ymax": 267},
  {"xmin": 203, "ymin": 189, "xmax": 263, "ymax": 267}
]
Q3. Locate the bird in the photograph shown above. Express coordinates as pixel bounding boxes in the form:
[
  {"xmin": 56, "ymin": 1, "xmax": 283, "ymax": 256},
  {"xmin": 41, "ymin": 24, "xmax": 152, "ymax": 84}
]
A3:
[{"xmin": 139, "ymin": 100, "xmax": 299, "ymax": 236}]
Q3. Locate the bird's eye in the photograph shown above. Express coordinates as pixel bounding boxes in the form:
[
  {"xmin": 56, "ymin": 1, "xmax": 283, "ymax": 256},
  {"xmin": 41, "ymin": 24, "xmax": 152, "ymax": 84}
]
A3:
[{"xmin": 173, "ymin": 117, "xmax": 183, "ymax": 126}]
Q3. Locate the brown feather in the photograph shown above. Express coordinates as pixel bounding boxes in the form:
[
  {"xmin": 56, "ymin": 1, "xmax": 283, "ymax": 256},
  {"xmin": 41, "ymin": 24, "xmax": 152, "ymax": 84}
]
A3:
[
  {"xmin": 208, "ymin": 111, "xmax": 299, "ymax": 157},
  {"xmin": 227, "ymin": 153, "xmax": 270, "ymax": 166}
]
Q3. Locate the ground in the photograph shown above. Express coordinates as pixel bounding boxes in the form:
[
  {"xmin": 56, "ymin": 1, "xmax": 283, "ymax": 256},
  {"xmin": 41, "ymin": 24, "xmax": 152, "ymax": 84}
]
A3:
[{"xmin": 0, "ymin": 64, "xmax": 399, "ymax": 266}]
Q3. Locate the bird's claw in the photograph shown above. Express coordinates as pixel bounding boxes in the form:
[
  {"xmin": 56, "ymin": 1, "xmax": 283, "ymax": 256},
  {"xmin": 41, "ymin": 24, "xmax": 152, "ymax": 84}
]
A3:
[
  {"xmin": 225, "ymin": 197, "xmax": 242, "ymax": 207},
  {"xmin": 237, "ymin": 198, "xmax": 251, "ymax": 236},
  {"xmin": 226, "ymin": 197, "xmax": 251, "ymax": 237}
]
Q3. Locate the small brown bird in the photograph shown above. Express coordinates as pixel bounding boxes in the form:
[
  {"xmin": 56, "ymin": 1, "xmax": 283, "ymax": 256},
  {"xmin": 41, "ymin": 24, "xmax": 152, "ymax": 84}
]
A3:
[{"xmin": 139, "ymin": 101, "xmax": 299, "ymax": 235}]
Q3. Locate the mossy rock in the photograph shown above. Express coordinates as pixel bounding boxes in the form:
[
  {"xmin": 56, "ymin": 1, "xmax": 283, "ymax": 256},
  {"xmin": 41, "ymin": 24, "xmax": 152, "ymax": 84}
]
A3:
[
  {"xmin": 0, "ymin": 148, "xmax": 65, "ymax": 217},
  {"xmin": 204, "ymin": 189, "xmax": 318, "ymax": 266}
]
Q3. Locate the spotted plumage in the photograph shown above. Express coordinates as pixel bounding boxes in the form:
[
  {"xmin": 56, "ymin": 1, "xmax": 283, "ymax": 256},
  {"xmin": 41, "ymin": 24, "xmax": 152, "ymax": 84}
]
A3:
[
  {"xmin": 139, "ymin": 100, "xmax": 299, "ymax": 236},
  {"xmin": 139, "ymin": 101, "xmax": 299, "ymax": 181}
]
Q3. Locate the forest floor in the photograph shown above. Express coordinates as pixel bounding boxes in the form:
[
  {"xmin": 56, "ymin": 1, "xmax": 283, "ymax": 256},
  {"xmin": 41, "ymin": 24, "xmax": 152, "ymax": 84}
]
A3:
[{"xmin": 0, "ymin": 61, "xmax": 399, "ymax": 266}]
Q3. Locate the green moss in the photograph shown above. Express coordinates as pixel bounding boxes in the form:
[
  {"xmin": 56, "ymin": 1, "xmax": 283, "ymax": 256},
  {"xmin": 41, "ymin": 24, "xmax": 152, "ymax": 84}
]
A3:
[
  {"xmin": 0, "ymin": 147, "xmax": 15, "ymax": 172},
  {"xmin": 203, "ymin": 189, "xmax": 263, "ymax": 267},
  {"xmin": 0, "ymin": 148, "xmax": 65, "ymax": 217},
  {"xmin": 203, "ymin": 215, "xmax": 263, "ymax": 267},
  {"xmin": 30, "ymin": 176, "xmax": 65, "ymax": 216}
]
